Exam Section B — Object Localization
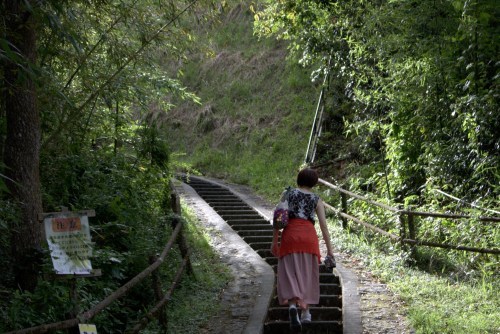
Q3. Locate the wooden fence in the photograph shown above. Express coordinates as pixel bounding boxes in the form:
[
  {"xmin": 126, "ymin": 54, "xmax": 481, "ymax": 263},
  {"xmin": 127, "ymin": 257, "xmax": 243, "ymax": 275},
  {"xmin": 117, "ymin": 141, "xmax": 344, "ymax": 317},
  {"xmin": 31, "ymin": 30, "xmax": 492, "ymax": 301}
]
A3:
[
  {"xmin": 319, "ymin": 178, "xmax": 500, "ymax": 255},
  {"xmin": 6, "ymin": 191, "xmax": 190, "ymax": 334}
]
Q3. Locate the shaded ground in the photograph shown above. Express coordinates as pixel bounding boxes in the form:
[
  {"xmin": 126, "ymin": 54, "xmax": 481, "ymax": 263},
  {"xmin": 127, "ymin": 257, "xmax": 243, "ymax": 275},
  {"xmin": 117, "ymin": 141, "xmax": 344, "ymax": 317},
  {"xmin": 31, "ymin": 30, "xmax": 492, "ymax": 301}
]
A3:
[{"xmin": 176, "ymin": 177, "xmax": 414, "ymax": 333}]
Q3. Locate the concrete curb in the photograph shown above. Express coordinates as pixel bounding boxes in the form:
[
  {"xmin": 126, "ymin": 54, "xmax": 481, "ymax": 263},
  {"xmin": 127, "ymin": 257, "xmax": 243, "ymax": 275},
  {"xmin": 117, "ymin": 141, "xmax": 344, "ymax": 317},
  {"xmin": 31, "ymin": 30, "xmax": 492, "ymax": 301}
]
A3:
[
  {"xmin": 174, "ymin": 176, "xmax": 275, "ymax": 334},
  {"xmin": 200, "ymin": 177, "xmax": 276, "ymax": 334},
  {"xmin": 334, "ymin": 262, "xmax": 362, "ymax": 334}
]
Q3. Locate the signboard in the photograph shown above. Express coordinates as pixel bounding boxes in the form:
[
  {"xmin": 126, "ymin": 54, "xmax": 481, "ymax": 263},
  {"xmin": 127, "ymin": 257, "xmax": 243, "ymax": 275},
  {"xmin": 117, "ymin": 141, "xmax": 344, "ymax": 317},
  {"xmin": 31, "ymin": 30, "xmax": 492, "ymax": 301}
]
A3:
[
  {"xmin": 43, "ymin": 210, "xmax": 94, "ymax": 275},
  {"xmin": 79, "ymin": 324, "xmax": 97, "ymax": 334}
]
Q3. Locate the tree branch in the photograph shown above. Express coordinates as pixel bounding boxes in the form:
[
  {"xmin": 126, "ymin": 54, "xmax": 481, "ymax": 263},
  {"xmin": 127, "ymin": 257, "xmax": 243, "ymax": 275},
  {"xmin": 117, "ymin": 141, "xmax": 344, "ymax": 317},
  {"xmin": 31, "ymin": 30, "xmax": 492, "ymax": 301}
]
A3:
[{"xmin": 43, "ymin": 0, "xmax": 199, "ymax": 148}]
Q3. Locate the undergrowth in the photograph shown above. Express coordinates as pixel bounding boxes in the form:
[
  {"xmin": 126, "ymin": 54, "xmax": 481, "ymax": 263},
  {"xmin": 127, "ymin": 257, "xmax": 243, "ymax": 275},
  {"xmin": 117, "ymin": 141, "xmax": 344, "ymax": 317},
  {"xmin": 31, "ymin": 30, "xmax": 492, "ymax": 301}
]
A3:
[{"xmin": 327, "ymin": 218, "xmax": 499, "ymax": 334}]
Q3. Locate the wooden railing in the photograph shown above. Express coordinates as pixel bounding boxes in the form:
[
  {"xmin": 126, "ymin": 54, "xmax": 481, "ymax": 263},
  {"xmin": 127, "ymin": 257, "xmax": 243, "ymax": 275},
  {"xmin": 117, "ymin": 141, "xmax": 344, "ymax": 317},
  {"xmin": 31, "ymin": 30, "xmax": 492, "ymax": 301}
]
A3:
[
  {"xmin": 319, "ymin": 178, "xmax": 500, "ymax": 255},
  {"xmin": 6, "ymin": 191, "xmax": 190, "ymax": 334}
]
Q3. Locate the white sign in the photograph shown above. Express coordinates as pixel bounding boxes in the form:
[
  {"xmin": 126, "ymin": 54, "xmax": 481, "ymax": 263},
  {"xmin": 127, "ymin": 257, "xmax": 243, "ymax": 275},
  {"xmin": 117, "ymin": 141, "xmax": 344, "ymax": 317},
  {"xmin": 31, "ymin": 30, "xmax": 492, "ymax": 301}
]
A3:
[
  {"xmin": 79, "ymin": 324, "xmax": 97, "ymax": 334},
  {"xmin": 44, "ymin": 213, "xmax": 93, "ymax": 275}
]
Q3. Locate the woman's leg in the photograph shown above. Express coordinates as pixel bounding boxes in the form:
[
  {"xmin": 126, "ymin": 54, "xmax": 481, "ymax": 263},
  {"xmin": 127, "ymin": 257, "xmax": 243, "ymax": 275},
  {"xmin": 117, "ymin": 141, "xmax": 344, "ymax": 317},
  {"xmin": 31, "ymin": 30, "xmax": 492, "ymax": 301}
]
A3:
[
  {"xmin": 288, "ymin": 298, "xmax": 301, "ymax": 329},
  {"xmin": 300, "ymin": 305, "xmax": 311, "ymax": 323}
]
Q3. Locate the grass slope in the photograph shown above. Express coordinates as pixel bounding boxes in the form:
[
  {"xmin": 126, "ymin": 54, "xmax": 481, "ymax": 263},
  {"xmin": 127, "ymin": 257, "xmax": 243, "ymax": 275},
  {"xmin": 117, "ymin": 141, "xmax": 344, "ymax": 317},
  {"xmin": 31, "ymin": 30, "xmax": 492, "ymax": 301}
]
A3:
[
  {"xmin": 165, "ymin": 4, "xmax": 320, "ymax": 199},
  {"xmin": 329, "ymin": 223, "xmax": 499, "ymax": 333}
]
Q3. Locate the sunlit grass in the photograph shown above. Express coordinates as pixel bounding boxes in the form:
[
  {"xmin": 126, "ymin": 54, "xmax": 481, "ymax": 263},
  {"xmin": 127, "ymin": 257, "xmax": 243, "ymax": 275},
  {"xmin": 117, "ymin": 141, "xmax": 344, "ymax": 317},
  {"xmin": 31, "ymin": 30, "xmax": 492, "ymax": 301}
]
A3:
[{"xmin": 144, "ymin": 204, "xmax": 232, "ymax": 333}]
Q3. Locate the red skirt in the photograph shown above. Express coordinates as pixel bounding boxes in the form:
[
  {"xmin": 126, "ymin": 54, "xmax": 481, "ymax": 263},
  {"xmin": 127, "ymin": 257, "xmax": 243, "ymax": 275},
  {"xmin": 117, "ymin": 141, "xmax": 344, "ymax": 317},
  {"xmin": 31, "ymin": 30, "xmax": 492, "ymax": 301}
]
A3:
[{"xmin": 279, "ymin": 218, "xmax": 321, "ymax": 263}]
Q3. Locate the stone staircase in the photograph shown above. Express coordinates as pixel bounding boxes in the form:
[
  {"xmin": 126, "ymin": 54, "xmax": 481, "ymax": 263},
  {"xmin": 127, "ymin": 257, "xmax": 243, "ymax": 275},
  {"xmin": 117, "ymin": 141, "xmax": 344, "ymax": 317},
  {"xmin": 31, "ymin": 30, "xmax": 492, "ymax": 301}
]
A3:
[{"xmin": 181, "ymin": 176, "xmax": 343, "ymax": 333}]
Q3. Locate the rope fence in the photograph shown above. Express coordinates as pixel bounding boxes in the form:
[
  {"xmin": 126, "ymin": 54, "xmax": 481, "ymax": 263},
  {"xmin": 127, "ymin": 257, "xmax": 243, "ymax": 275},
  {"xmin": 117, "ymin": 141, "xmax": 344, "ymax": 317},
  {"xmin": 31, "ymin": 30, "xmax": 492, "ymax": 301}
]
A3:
[{"xmin": 319, "ymin": 178, "xmax": 500, "ymax": 255}]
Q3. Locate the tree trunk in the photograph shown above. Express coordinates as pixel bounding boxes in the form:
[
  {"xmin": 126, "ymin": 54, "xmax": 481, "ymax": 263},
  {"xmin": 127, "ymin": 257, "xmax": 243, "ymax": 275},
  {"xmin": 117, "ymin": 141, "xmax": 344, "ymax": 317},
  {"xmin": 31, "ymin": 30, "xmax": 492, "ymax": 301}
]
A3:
[{"xmin": 3, "ymin": 0, "xmax": 43, "ymax": 291}]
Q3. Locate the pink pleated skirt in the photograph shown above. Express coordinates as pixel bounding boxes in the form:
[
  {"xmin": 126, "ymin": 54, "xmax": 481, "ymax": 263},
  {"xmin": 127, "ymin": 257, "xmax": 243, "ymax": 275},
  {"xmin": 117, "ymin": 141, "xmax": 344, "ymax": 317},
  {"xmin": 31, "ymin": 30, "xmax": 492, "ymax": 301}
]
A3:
[{"xmin": 277, "ymin": 252, "xmax": 320, "ymax": 308}]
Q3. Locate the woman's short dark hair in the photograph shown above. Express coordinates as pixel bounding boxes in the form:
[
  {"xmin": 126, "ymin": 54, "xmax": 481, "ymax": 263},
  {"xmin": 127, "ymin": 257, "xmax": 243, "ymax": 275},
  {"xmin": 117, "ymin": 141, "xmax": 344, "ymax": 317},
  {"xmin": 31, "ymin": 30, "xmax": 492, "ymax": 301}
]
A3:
[{"xmin": 297, "ymin": 168, "xmax": 319, "ymax": 188}]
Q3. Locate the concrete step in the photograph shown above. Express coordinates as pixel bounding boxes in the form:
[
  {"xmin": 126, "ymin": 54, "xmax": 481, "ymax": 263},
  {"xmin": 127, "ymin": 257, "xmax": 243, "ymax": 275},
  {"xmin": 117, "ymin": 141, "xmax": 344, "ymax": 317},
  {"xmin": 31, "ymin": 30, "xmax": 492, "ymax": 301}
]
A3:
[
  {"xmin": 267, "ymin": 306, "xmax": 342, "ymax": 321},
  {"xmin": 216, "ymin": 209, "xmax": 259, "ymax": 215},
  {"xmin": 242, "ymin": 236, "xmax": 274, "ymax": 243},
  {"xmin": 237, "ymin": 230, "xmax": 274, "ymax": 237},
  {"xmin": 221, "ymin": 214, "xmax": 265, "ymax": 220},
  {"xmin": 231, "ymin": 224, "xmax": 273, "ymax": 231},
  {"xmin": 204, "ymin": 199, "xmax": 246, "ymax": 205},
  {"xmin": 264, "ymin": 320, "xmax": 343, "ymax": 334},
  {"xmin": 226, "ymin": 218, "xmax": 270, "ymax": 225},
  {"xmin": 248, "ymin": 242, "xmax": 272, "ymax": 250}
]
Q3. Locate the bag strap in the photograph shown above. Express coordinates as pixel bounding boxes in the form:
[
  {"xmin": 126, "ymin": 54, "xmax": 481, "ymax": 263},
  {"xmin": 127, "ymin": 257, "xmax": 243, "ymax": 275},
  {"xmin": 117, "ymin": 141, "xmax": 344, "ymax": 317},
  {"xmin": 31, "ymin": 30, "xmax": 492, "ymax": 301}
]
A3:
[{"xmin": 281, "ymin": 186, "xmax": 292, "ymax": 201}]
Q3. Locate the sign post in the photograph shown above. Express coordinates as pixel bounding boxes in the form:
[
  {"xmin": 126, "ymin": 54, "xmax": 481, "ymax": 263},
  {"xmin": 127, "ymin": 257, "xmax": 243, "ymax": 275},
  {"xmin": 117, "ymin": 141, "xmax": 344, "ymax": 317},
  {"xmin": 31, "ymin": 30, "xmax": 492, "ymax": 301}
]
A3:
[
  {"xmin": 79, "ymin": 324, "xmax": 98, "ymax": 334},
  {"xmin": 40, "ymin": 208, "xmax": 100, "ymax": 333}
]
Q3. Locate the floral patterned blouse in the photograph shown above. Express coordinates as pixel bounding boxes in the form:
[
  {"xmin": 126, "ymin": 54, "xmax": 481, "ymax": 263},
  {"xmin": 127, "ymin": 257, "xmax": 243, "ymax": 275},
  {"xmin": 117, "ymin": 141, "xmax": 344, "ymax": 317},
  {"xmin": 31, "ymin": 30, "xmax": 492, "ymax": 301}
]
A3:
[{"xmin": 287, "ymin": 188, "xmax": 319, "ymax": 224}]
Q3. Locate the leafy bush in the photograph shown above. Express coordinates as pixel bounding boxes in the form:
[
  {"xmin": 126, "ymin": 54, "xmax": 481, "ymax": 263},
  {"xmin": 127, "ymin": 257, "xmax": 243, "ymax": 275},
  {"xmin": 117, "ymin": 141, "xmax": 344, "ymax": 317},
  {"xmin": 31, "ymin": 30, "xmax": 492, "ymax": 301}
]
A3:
[{"xmin": 1, "ymin": 148, "xmax": 178, "ymax": 332}]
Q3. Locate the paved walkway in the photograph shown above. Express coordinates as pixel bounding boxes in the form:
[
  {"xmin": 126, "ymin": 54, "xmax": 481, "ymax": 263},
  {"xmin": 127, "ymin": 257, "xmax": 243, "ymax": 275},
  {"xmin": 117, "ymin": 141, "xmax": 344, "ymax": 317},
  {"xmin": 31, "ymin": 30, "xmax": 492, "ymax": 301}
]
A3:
[{"xmin": 173, "ymin": 176, "xmax": 363, "ymax": 334}]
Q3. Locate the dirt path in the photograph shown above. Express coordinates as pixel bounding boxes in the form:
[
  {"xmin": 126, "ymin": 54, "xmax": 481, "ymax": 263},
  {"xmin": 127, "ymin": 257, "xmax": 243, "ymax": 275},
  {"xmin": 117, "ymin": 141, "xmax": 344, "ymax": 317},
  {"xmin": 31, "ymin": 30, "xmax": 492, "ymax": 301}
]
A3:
[
  {"xmin": 177, "ymin": 177, "xmax": 414, "ymax": 333},
  {"xmin": 333, "ymin": 251, "xmax": 413, "ymax": 334}
]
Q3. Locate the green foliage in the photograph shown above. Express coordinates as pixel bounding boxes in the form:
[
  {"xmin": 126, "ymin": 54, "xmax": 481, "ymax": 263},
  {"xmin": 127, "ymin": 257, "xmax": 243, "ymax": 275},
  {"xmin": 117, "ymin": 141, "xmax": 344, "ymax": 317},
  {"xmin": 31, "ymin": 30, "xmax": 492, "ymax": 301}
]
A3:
[
  {"xmin": 1, "ymin": 0, "xmax": 235, "ymax": 332},
  {"xmin": 0, "ymin": 0, "xmax": 202, "ymax": 159},
  {"xmin": 254, "ymin": 7, "xmax": 499, "ymax": 330},
  {"xmin": 169, "ymin": 0, "xmax": 500, "ymax": 332},
  {"xmin": 1, "ymin": 148, "xmax": 232, "ymax": 333},
  {"xmin": 3, "ymin": 280, "xmax": 74, "ymax": 330},
  {"xmin": 1, "ymin": 148, "xmax": 173, "ymax": 331},
  {"xmin": 254, "ymin": 0, "xmax": 499, "ymax": 206}
]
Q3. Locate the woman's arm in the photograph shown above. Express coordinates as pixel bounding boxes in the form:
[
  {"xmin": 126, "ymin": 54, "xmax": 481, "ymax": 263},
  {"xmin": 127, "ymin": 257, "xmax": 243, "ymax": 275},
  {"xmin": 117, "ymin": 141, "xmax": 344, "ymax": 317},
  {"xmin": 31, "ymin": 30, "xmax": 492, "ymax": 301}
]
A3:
[{"xmin": 316, "ymin": 199, "xmax": 334, "ymax": 257}]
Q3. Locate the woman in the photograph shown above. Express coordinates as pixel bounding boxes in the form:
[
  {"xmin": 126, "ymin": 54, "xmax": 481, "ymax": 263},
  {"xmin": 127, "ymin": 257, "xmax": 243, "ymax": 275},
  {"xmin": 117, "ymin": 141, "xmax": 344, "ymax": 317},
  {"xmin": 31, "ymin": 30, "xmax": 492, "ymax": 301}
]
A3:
[{"xmin": 271, "ymin": 168, "xmax": 335, "ymax": 330}]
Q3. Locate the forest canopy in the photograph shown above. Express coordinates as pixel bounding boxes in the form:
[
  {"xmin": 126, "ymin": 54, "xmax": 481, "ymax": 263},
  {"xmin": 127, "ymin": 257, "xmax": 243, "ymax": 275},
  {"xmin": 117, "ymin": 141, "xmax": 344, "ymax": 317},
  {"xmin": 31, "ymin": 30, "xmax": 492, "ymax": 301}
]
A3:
[{"xmin": 0, "ymin": 0, "xmax": 212, "ymax": 295}]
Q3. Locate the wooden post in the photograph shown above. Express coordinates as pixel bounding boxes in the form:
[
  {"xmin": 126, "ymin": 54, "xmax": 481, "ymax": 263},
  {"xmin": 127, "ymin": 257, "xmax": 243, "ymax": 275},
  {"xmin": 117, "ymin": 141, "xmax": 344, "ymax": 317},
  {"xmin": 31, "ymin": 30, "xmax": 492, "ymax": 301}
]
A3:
[
  {"xmin": 150, "ymin": 255, "xmax": 167, "ymax": 332},
  {"xmin": 408, "ymin": 213, "xmax": 416, "ymax": 258},
  {"xmin": 68, "ymin": 278, "xmax": 80, "ymax": 334},
  {"xmin": 398, "ymin": 210, "xmax": 406, "ymax": 251},
  {"xmin": 341, "ymin": 192, "xmax": 348, "ymax": 229},
  {"xmin": 171, "ymin": 217, "xmax": 193, "ymax": 275},
  {"xmin": 169, "ymin": 191, "xmax": 192, "ymax": 274}
]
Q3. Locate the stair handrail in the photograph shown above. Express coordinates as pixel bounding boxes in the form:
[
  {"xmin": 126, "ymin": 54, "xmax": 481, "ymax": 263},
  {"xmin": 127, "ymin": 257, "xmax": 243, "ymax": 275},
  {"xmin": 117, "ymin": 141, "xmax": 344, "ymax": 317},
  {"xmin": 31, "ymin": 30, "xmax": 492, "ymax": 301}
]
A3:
[{"xmin": 305, "ymin": 57, "xmax": 332, "ymax": 165}]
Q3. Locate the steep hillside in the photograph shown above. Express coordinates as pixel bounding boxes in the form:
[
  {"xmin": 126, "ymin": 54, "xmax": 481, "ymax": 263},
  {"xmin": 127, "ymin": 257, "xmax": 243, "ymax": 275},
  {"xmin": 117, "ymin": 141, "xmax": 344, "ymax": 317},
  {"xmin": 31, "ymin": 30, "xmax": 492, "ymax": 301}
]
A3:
[{"xmin": 164, "ymin": 3, "xmax": 321, "ymax": 198}]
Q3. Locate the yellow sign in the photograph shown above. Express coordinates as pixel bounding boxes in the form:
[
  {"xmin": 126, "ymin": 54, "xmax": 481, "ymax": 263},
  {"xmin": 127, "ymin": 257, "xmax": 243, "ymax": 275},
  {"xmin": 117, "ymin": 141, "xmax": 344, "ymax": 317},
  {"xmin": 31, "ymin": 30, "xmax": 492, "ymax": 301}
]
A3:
[{"xmin": 78, "ymin": 324, "xmax": 97, "ymax": 334}]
